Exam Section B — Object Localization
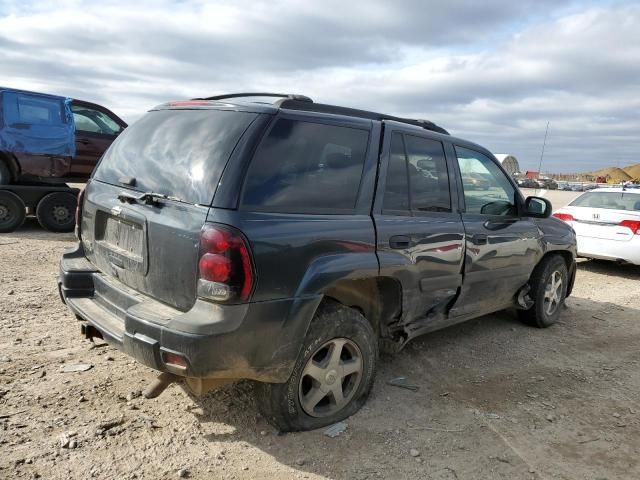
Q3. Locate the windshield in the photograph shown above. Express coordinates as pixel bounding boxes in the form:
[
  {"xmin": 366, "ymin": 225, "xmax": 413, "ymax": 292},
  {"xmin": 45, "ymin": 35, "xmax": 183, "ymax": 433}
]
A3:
[
  {"xmin": 94, "ymin": 109, "xmax": 257, "ymax": 205},
  {"xmin": 570, "ymin": 192, "xmax": 640, "ymax": 211}
]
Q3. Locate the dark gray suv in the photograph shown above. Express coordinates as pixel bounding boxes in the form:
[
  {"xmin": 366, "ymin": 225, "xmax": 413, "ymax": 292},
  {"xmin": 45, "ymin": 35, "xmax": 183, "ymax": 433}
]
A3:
[{"xmin": 59, "ymin": 93, "xmax": 577, "ymax": 432}]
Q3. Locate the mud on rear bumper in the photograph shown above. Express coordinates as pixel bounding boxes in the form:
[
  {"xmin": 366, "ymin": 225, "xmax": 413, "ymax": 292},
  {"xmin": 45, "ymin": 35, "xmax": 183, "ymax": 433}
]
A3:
[{"xmin": 58, "ymin": 245, "xmax": 320, "ymax": 383}]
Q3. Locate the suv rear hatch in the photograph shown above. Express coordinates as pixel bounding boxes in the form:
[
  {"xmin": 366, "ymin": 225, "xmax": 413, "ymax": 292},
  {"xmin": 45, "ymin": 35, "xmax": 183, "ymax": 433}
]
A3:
[{"xmin": 80, "ymin": 107, "xmax": 259, "ymax": 311}]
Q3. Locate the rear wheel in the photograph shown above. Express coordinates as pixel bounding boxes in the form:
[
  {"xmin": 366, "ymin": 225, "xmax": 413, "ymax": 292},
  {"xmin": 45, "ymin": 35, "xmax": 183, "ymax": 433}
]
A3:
[
  {"xmin": 254, "ymin": 301, "xmax": 378, "ymax": 432},
  {"xmin": 519, "ymin": 255, "xmax": 568, "ymax": 328},
  {"xmin": 36, "ymin": 192, "xmax": 77, "ymax": 232},
  {"xmin": 0, "ymin": 190, "xmax": 26, "ymax": 233}
]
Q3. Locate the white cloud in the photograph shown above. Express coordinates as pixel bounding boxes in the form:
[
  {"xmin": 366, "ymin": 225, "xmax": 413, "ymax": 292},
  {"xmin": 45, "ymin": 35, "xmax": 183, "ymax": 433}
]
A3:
[{"xmin": 0, "ymin": 1, "xmax": 638, "ymax": 171}]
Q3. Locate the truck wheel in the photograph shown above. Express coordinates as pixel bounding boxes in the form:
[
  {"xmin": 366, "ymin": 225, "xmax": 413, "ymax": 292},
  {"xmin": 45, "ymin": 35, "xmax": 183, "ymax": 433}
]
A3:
[
  {"xmin": 519, "ymin": 255, "xmax": 568, "ymax": 328},
  {"xmin": 254, "ymin": 300, "xmax": 378, "ymax": 432},
  {"xmin": 0, "ymin": 190, "xmax": 26, "ymax": 233},
  {"xmin": 0, "ymin": 161, "xmax": 11, "ymax": 185},
  {"xmin": 36, "ymin": 192, "xmax": 77, "ymax": 232}
]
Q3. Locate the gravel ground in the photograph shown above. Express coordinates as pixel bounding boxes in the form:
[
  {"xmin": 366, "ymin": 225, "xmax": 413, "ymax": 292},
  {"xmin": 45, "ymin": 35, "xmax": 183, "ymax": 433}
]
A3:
[{"xmin": 2, "ymin": 191, "xmax": 640, "ymax": 480}]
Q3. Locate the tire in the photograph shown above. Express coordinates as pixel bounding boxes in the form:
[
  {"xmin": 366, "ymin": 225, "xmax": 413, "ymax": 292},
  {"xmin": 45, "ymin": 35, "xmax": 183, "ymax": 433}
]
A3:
[
  {"xmin": 0, "ymin": 190, "xmax": 26, "ymax": 233},
  {"xmin": 35, "ymin": 191, "xmax": 77, "ymax": 232},
  {"xmin": 519, "ymin": 255, "xmax": 568, "ymax": 328},
  {"xmin": 254, "ymin": 300, "xmax": 378, "ymax": 432},
  {"xmin": 0, "ymin": 161, "xmax": 11, "ymax": 185}
]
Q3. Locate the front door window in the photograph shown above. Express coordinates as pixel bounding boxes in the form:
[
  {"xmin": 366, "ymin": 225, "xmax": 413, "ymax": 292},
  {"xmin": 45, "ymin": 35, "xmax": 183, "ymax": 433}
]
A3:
[
  {"xmin": 71, "ymin": 105, "xmax": 122, "ymax": 135},
  {"xmin": 455, "ymin": 146, "xmax": 517, "ymax": 216}
]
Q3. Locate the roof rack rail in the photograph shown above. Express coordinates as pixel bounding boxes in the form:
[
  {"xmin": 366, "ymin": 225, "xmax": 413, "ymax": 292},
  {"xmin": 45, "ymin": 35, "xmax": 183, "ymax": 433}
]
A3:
[
  {"xmin": 276, "ymin": 99, "xmax": 449, "ymax": 135},
  {"xmin": 193, "ymin": 92, "xmax": 313, "ymax": 102}
]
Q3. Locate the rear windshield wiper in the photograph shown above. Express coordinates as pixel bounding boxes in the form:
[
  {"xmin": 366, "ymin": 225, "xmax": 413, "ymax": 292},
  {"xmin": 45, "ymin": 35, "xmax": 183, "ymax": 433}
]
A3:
[{"xmin": 117, "ymin": 191, "xmax": 186, "ymax": 206}]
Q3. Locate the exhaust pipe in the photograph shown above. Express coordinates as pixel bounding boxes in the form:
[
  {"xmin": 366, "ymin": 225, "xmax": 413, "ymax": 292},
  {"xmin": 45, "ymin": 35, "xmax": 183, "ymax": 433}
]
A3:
[
  {"xmin": 80, "ymin": 323, "xmax": 103, "ymax": 341},
  {"xmin": 143, "ymin": 372, "xmax": 179, "ymax": 399}
]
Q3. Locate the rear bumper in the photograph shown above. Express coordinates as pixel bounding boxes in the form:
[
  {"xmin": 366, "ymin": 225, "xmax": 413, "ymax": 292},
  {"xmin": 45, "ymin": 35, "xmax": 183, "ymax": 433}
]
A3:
[
  {"xmin": 577, "ymin": 235, "xmax": 640, "ymax": 265},
  {"xmin": 59, "ymin": 245, "xmax": 321, "ymax": 383}
]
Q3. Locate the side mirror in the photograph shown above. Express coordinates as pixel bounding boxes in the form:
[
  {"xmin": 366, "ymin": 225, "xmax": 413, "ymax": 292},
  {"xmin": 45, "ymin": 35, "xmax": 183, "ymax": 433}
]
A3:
[{"xmin": 524, "ymin": 196, "xmax": 552, "ymax": 218}]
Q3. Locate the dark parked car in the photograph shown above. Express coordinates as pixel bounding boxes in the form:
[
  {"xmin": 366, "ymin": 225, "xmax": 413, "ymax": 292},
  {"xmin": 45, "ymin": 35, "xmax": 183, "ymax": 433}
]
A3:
[
  {"xmin": 59, "ymin": 93, "xmax": 577, "ymax": 432},
  {"xmin": 539, "ymin": 178, "xmax": 558, "ymax": 190},
  {"xmin": 517, "ymin": 178, "xmax": 540, "ymax": 189},
  {"xmin": 0, "ymin": 87, "xmax": 127, "ymax": 185}
]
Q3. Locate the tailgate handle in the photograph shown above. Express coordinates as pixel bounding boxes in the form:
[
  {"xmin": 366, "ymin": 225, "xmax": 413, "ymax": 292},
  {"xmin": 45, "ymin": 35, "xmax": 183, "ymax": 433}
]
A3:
[{"xmin": 389, "ymin": 235, "xmax": 411, "ymax": 249}]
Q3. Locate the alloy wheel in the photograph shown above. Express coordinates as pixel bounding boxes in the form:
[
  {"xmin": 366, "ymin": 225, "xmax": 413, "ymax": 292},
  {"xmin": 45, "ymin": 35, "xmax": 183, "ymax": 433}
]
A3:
[
  {"xmin": 298, "ymin": 338, "xmax": 363, "ymax": 418},
  {"xmin": 543, "ymin": 270, "xmax": 563, "ymax": 315}
]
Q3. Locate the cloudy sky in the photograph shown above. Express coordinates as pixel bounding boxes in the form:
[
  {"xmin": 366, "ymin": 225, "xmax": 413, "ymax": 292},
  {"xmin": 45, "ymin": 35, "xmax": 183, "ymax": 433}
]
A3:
[{"xmin": 1, "ymin": 0, "xmax": 638, "ymax": 172}]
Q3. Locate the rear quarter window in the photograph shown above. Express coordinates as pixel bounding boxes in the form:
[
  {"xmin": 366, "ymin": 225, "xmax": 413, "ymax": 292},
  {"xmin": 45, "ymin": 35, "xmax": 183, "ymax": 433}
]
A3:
[{"xmin": 241, "ymin": 118, "xmax": 369, "ymax": 213}]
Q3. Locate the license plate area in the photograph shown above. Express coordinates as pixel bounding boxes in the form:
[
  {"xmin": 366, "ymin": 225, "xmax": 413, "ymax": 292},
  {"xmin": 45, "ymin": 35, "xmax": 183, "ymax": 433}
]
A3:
[{"xmin": 94, "ymin": 209, "xmax": 148, "ymax": 274}]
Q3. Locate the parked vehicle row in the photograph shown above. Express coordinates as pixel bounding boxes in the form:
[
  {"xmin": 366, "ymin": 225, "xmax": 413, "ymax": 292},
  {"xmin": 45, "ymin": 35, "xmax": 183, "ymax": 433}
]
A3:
[
  {"xmin": 515, "ymin": 177, "xmax": 558, "ymax": 189},
  {"xmin": 59, "ymin": 93, "xmax": 577, "ymax": 431}
]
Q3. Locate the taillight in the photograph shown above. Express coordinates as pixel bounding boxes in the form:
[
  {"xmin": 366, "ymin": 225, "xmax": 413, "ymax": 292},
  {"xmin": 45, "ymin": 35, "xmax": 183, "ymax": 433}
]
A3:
[
  {"xmin": 553, "ymin": 212, "xmax": 574, "ymax": 221},
  {"xmin": 197, "ymin": 224, "xmax": 254, "ymax": 303},
  {"xmin": 619, "ymin": 220, "xmax": 640, "ymax": 234},
  {"xmin": 75, "ymin": 189, "xmax": 85, "ymax": 239}
]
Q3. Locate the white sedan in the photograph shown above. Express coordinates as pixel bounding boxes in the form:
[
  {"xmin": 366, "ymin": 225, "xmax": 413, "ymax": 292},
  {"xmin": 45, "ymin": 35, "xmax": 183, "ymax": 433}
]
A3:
[{"xmin": 553, "ymin": 188, "xmax": 640, "ymax": 265}]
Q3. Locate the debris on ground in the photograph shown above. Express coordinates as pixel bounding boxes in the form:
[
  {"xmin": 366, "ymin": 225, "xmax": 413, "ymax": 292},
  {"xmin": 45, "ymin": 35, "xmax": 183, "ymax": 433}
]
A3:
[
  {"xmin": 387, "ymin": 377, "xmax": 420, "ymax": 391},
  {"xmin": 324, "ymin": 421, "xmax": 348, "ymax": 438},
  {"xmin": 61, "ymin": 363, "xmax": 93, "ymax": 373},
  {"xmin": 59, "ymin": 431, "xmax": 78, "ymax": 448}
]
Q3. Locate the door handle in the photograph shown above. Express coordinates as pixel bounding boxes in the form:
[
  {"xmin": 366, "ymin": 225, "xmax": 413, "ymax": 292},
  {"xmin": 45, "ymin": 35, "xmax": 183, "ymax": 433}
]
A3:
[
  {"xmin": 470, "ymin": 234, "xmax": 488, "ymax": 245},
  {"xmin": 78, "ymin": 138, "xmax": 90, "ymax": 145},
  {"xmin": 389, "ymin": 235, "xmax": 411, "ymax": 249}
]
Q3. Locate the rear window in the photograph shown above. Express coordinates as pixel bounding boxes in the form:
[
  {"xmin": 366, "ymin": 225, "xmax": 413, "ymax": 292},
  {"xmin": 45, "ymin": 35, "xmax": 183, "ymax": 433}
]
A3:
[
  {"xmin": 241, "ymin": 118, "xmax": 369, "ymax": 213},
  {"xmin": 570, "ymin": 192, "xmax": 640, "ymax": 211},
  {"xmin": 94, "ymin": 109, "xmax": 257, "ymax": 205}
]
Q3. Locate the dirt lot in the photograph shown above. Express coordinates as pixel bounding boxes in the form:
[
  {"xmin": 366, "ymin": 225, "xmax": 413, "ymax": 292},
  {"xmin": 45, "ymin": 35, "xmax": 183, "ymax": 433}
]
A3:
[{"xmin": 2, "ymin": 190, "xmax": 640, "ymax": 479}]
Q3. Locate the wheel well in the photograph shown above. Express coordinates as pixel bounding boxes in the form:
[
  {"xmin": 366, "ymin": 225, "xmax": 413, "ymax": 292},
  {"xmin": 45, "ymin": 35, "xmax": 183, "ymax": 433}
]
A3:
[
  {"xmin": 538, "ymin": 250, "xmax": 573, "ymax": 273},
  {"xmin": 0, "ymin": 152, "xmax": 19, "ymax": 182},
  {"xmin": 320, "ymin": 277, "xmax": 402, "ymax": 337}
]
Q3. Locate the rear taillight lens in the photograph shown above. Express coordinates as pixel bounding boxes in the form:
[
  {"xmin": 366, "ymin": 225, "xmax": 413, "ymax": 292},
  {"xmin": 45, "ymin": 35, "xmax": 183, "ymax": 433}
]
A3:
[
  {"xmin": 197, "ymin": 224, "xmax": 254, "ymax": 303},
  {"xmin": 75, "ymin": 189, "xmax": 85, "ymax": 239},
  {"xmin": 553, "ymin": 212, "xmax": 574, "ymax": 221},
  {"xmin": 619, "ymin": 220, "xmax": 640, "ymax": 234}
]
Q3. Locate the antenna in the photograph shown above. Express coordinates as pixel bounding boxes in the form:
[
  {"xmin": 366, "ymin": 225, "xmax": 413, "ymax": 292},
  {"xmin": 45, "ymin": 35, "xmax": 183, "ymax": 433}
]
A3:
[{"xmin": 536, "ymin": 121, "xmax": 549, "ymax": 191}]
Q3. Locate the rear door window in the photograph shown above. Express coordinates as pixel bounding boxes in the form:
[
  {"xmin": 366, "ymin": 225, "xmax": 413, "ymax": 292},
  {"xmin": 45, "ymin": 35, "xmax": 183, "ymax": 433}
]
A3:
[
  {"xmin": 382, "ymin": 133, "xmax": 451, "ymax": 214},
  {"xmin": 242, "ymin": 118, "xmax": 369, "ymax": 213},
  {"xmin": 94, "ymin": 109, "xmax": 257, "ymax": 205},
  {"xmin": 405, "ymin": 135, "xmax": 451, "ymax": 213},
  {"xmin": 10, "ymin": 93, "xmax": 65, "ymax": 125},
  {"xmin": 382, "ymin": 133, "xmax": 410, "ymax": 211}
]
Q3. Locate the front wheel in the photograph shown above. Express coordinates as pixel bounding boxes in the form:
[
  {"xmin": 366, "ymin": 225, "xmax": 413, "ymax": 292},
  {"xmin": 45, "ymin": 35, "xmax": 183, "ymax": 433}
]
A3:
[
  {"xmin": 254, "ymin": 301, "xmax": 378, "ymax": 432},
  {"xmin": 519, "ymin": 255, "xmax": 568, "ymax": 328}
]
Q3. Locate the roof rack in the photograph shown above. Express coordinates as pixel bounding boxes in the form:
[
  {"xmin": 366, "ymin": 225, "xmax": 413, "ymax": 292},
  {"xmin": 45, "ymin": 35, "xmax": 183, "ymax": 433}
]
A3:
[
  {"xmin": 192, "ymin": 92, "xmax": 448, "ymax": 135},
  {"xmin": 276, "ymin": 98, "xmax": 449, "ymax": 135},
  {"xmin": 193, "ymin": 92, "xmax": 313, "ymax": 102}
]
